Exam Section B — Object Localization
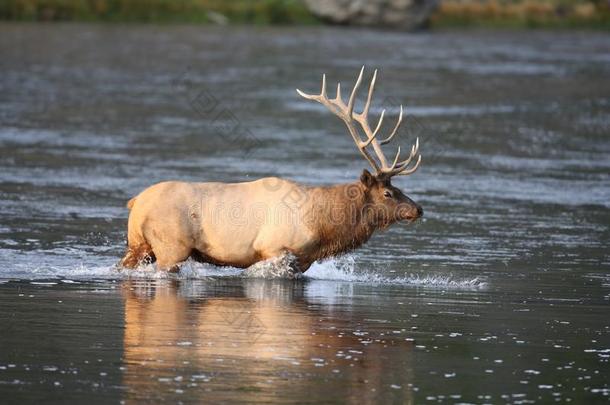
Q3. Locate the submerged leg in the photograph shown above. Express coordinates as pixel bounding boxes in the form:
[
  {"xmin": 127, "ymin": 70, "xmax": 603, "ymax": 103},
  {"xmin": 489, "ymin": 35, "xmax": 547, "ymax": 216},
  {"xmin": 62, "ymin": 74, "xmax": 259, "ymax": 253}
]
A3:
[
  {"xmin": 152, "ymin": 243, "xmax": 191, "ymax": 273},
  {"xmin": 244, "ymin": 250, "xmax": 303, "ymax": 279},
  {"xmin": 120, "ymin": 243, "xmax": 154, "ymax": 269}
]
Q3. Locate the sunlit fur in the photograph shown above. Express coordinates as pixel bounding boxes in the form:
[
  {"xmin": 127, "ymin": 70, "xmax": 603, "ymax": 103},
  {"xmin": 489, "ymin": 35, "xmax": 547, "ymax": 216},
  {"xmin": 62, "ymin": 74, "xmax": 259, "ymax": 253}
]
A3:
[{"xmin": 120, "ymin": 170, "xmax": 422, "ymax": 272}]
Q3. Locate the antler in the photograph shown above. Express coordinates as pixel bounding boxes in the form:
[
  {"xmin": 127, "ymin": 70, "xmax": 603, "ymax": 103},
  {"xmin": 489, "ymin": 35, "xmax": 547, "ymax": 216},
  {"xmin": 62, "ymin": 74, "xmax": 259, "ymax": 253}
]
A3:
[{"xmin": 296, "ymin": 66, "xmax": 421, "ymax": 177}]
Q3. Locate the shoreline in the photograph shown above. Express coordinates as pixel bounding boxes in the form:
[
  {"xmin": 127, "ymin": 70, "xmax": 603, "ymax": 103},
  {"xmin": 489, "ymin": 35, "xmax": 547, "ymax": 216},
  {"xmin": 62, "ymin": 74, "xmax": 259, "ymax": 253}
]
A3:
[
  {"xmin": 0, "ymin": 20, "xmax": 608, "ymax": 33},
  {"xmin": 1, "ymin": 0, "xmax": 609, "ymax": 30}
]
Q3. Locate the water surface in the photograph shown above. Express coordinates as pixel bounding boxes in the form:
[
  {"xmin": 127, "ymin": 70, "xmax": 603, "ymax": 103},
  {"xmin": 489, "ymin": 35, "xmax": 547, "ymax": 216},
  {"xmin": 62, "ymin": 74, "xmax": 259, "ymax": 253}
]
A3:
[{"xmin": 0, "ymin": 24, "xmax": 609, "ymax": 403}]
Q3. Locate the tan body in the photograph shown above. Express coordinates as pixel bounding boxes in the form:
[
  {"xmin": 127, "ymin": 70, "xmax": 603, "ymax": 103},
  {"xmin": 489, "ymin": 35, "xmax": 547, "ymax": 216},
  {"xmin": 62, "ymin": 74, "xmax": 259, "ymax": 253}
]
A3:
[
  {"xmin": 123, "ymin": 178, "xmax": 317, "ymax": 271},
  {"xmin": 120, "ymin": 68, "xmax": 424, "ymax": 272},
  {"xmin": 121, "ymin": 175, "xmax": 420, "ymax": 272}
]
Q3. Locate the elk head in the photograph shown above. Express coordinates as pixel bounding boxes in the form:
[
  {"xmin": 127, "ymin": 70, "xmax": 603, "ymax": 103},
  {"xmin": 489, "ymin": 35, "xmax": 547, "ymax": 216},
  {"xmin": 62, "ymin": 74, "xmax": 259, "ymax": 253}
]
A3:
[{"xmin": 297, "ymin": 67, "xmax": 423, "ymax": 228}]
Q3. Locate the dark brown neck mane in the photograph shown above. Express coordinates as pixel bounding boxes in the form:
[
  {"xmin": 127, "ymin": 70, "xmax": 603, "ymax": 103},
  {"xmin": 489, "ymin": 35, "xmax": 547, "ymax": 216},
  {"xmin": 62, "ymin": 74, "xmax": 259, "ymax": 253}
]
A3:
[{"xmin": 304, "ymin": 182, "xmax": 377, "ymax": 262}]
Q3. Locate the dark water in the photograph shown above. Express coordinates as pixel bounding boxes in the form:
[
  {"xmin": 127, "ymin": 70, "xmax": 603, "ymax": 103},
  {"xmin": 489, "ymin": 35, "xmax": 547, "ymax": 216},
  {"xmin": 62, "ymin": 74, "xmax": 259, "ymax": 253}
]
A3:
[{"xmin": 0, "ymin": 24, "xmax": 609, "ymax": 403}]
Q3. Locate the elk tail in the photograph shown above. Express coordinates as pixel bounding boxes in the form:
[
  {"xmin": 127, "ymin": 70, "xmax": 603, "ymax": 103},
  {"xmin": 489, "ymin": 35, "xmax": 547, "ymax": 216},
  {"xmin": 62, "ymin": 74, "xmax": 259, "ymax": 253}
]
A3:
[{"xmin": 126, "ymin": 197, "xmax": 137, "ymax": 210}]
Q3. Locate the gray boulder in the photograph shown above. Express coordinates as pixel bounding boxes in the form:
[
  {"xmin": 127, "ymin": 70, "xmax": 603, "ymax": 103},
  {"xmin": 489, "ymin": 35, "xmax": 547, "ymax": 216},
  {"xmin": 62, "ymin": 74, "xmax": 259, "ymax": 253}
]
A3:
[{"xmin": 303, "ymin": 0, "xmax": 439, "ymax": 30}]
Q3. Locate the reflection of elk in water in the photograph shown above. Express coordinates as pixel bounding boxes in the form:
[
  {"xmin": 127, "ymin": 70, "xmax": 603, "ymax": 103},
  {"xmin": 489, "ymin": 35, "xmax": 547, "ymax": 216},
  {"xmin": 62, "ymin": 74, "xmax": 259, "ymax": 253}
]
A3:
[
  {"xmin": 120, "ymin": 68, "xmax": 423, "ymax": 272},
  {"xmin": 121, "ymin": 280, "xmax": 414, "ymax": 403}
]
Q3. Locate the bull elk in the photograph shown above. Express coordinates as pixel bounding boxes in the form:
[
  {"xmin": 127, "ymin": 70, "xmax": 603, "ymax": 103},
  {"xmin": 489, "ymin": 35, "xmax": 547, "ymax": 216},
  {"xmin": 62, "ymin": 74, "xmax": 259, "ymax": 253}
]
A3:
[{"xmin": 120, "ymin": 67, "xmax": 423, "ymax": 273}]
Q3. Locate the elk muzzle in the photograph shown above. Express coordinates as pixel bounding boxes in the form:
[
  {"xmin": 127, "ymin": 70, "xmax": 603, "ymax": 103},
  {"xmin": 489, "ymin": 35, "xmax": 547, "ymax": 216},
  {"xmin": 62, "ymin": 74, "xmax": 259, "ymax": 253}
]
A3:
[{"xmin": 398, "ymin": 200, "xmax": 423, "ymax": 222}]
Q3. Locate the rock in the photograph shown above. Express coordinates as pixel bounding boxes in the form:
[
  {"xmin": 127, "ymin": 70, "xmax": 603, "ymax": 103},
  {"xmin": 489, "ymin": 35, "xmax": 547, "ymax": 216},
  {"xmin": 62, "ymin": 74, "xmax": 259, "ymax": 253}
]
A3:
[
  {"xmin": 303, "ymin": 0, "xmax": 439, "ymax": 30},
  {"xmin": 206, "ymin": 11, "xmax": 228, "ymax": 26}
]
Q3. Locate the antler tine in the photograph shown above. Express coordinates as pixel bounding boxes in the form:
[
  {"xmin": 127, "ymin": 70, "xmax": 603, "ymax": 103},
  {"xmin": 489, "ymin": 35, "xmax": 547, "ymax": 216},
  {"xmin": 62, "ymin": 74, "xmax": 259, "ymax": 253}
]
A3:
[
  {"xmin": 372, "ymin": 109, "xmax": 385, "ymax": 138},
  {"xmin": 362, "ymin": 69, "xmax": 377, "ymax": 118},
  {"xmin": 387, "ymin": 137, "xmax": 421, "ymax": 176},
  {"xmin": 296, "ymin": 68, "xmax": 422, "ymax": 177},
  {"xmin": 296, "ymin": 69, "xmax": 381, "ymax": 172},
  {"xmin": 390, "ymin": 146, "xmax": 401, "ymax": 170},
  {"xmin": 362, "ymin": 110, "xmax": 384, "ymax": 148},
  {"xmin": 295, "ymin": 88, "xmax": 316, "ymax": 101},
  {"xmin": 348, "ymin": 65, "xmax": 365, "ymax": 117},
  {"xmin": 336, "ymin": 82, "xmax": 342, "ymax": 103},
  {"xmin": 393, "ymin": 137, "xmax": 419, "ymax": 170},
  {"xmin": 296, "ymin": 73, "xmax": 328, "ymax": 102},
  {"xmin": 359, "ymin": 107, "xmax": 385, "ymax": 148},
  {"xmin": 395, "ymin": 154, "xmax": 422, "ymax": 176},
  {"xmin": 380, "ymin": 104, "xmax": 403, "ymax": 145},
  {"xmin": 321, "ymin": 73, "xmax": 327, "ymax": 98}
]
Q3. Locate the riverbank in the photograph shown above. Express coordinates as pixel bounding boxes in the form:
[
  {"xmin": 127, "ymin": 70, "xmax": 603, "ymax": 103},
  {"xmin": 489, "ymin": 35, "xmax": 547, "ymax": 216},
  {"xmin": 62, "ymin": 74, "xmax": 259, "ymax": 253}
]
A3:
[
  {"xmin": 1, "ymin": 0, "xmax": 609, "ymax": 29},
  {"xmin": 433, "ymin": 0, "xmax": 610, "ymax": 29},
  {"xmin": 0, "ymin": 0, "xmax": 318, "ymax": 25}
]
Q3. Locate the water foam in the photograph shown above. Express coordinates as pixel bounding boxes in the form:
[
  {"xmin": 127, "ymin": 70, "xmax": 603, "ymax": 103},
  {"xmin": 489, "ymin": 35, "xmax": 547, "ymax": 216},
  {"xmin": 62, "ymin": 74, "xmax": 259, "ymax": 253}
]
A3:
[
  {"xmin": 3, "ymin": 255, "xmax": 486, "ymax": 289},
  {"xmin": 305, "ymin": 256, "xmax": 487, "ymax": 289}
]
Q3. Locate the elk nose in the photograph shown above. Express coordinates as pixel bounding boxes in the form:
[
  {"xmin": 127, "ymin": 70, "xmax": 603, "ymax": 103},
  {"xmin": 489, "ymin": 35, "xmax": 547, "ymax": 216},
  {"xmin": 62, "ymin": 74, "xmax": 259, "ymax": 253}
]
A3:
[{"xmin": 416, "ymin": 205, "xmax": 424, "ymax": 217}]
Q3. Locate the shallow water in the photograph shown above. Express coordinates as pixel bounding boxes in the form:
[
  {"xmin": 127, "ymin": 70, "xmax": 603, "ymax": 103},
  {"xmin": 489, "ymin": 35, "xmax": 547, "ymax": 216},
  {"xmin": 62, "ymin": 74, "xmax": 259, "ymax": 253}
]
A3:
[{"xmin": 0, "ymin": 24, "xmax": 609, "ymax": 403}]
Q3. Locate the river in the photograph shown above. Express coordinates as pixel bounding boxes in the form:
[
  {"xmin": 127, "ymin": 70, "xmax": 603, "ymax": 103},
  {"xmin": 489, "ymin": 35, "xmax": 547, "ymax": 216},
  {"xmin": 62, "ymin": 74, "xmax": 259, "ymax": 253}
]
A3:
[{"xmin": 0, "ymin": 23, "xmax": 609, "ymax": 403}]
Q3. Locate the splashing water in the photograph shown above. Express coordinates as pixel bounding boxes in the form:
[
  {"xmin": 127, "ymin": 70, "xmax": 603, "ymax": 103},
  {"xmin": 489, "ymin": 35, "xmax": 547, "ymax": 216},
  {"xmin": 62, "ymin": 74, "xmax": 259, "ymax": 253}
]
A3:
[
  {"xmin": 3, "ymin": 254, "xmax": 486, "ymax": 289},
  {"xmin": 242, "ymin": 253, "xmax": 302, "ymax": 279},
  {"xmin": 305, "ymin": 255, "xmax": 487, "ymax": 289}
]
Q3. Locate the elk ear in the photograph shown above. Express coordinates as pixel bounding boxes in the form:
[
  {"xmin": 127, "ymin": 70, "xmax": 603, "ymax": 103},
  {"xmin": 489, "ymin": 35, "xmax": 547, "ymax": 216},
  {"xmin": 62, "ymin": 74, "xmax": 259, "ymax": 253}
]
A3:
[{"xmin": 360, "ymin": 169, "xmax": 376, "ymax": 189}]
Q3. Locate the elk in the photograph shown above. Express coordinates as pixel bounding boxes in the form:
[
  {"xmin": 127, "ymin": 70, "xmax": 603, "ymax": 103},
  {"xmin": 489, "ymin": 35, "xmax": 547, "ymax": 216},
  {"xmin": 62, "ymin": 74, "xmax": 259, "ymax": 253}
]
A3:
[{"xmin": 120, "ymin": 67, "xmax": 423, "ymax": 273}]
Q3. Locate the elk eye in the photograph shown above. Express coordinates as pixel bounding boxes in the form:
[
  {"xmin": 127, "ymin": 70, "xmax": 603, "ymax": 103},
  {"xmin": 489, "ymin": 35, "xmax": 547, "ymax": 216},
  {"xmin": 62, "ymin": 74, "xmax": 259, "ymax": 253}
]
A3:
[{"xmin": 383, "ymin": 190, "xmax": 393, "ymax": 198}]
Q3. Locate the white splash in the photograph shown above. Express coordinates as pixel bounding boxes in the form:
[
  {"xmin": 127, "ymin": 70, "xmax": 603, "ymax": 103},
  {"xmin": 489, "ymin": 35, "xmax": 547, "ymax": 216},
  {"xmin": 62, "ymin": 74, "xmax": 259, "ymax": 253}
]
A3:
[
  {"xmin": 242, "ymin": 253, "xmax": 302, "ymax": 279},
  {"xmin": 2, "ymin": 255, "xmax": 486, "ymax": 289},
  {"xmin": 305, "ymin": 256, "xmax": 487, "ymax": 289}
]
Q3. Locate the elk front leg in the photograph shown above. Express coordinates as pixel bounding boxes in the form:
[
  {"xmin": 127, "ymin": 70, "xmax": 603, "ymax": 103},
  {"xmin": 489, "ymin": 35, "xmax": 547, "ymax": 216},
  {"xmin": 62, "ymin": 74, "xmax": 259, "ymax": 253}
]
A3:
[
  {"xmin": 245, "ymin": 250, "xmax": 303, "ymax": 279},
  {"xmin": 152, "ymin": 243, "xmax": 191, "ymax": 273},
  {"xmin": 120, "ymin": 242, "xmax": 154, "ymax": 269}
]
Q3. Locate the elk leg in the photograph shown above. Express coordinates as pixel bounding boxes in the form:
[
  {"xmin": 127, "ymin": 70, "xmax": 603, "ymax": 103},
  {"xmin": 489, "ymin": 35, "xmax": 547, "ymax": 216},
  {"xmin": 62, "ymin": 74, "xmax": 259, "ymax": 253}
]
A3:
[
  {"xmin": 285, "ymin": 253, "xmax": 302, "ymax": 275},
  {"xmin": 244, "ymin": 250, "xmax": 301, "ymax": 278},
  {"xmin": 120, "ymin": 242, "xmax": 154, "ymax": 269},
  {"xmin": 298, "ymin": 259, "xmax": 313, "ymax": 273},
  {"xmin": 153, "ymin": 244, "xmax": 191, "ymax": 273},
  {"xmin": 276, "ymin": 250, "xmax": 310, "ymax": 274}
]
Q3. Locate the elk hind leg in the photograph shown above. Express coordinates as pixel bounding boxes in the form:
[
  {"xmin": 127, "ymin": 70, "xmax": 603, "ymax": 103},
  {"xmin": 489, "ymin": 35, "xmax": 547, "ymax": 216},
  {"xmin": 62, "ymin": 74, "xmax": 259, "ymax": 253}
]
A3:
[
  {"xmin": 120, "ymin": 242, "xmax": 154, "ymax": 269},
  {"xmin": 153, "ymin": 243, "xmax": 191, "ymax": 273}
]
